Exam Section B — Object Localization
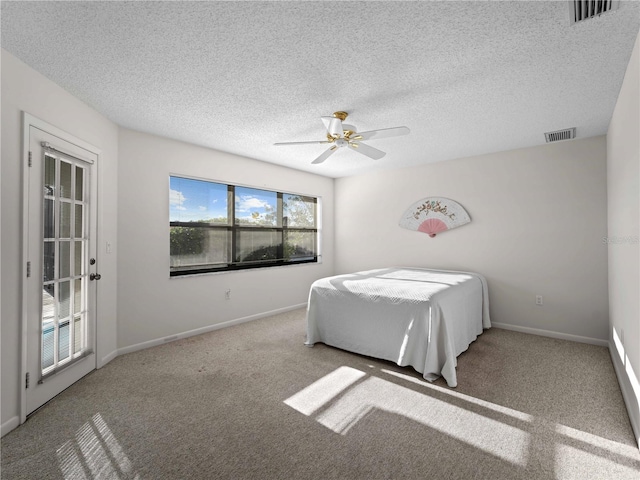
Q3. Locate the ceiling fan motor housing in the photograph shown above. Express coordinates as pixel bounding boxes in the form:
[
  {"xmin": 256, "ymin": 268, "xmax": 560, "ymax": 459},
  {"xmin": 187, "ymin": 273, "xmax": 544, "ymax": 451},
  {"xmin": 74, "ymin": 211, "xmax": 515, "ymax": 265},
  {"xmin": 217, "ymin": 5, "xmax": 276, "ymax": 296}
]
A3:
[{"xmin": 274, "ymin": 111, "xmax": 410, "ymax": 164}]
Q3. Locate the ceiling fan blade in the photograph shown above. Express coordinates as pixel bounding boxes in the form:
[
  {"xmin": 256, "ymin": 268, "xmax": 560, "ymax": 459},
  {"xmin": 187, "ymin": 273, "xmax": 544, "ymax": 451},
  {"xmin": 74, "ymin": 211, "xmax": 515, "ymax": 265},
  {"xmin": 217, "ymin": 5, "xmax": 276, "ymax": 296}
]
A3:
[
  {"xmin": 351, "ymin": 126, "xmax": 410, "ymax": 141},
  {"xmin": 311, "ymin": 146, "xmax": 338, "ymax": 164},
  {"xmin": 349, "ymin": 142, "xmax": 386, "ymax": 160},
  {"xmin": 274, "ymin": 140, "xmax": 331, "ymax": 146},
  {"xmin": 321, "ymin": 116, "xmax": 344, "ymax": 137}
]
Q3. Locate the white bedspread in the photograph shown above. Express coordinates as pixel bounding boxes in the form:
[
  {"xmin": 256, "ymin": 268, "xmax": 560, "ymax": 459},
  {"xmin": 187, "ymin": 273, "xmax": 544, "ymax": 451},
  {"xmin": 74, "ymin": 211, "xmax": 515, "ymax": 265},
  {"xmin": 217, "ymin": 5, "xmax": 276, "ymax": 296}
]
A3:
[{"xmin": 305, "ymin": 267, "xmax": 491, "ymax": 387}]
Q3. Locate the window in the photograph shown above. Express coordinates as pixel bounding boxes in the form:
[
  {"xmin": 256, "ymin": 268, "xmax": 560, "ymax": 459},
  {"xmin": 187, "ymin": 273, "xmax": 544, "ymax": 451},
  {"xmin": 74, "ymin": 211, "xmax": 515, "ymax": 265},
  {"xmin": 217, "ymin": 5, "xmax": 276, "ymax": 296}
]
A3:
[{"xmin": 169, "ymin": 176, "xmax": 319, "ymax": 276}]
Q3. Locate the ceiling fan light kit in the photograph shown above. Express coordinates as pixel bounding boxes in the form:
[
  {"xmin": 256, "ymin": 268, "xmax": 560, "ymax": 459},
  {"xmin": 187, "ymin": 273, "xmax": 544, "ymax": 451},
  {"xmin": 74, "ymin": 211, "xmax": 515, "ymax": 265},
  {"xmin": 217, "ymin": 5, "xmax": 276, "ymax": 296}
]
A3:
[{"xmin": 274, "ymin": 111, "xmax": 410, "ymax": 164}]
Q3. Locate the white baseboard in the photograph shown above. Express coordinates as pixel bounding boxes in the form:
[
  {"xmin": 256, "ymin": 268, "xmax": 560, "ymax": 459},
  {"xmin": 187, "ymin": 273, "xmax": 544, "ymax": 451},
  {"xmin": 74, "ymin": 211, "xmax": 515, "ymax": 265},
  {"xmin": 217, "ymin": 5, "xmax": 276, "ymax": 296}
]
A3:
[
  {"xmin": 117, "ymin": 303, "xmax": 307, "ymax": 356},
  {"xmin": 491, "ymin": 322, "xmax": 608, "ymax": 347},
  {"xmin": 99, "ymin": 349, "xmax": 118, "ymax": 368},
  {"xmin": 609, "ymin": 340, "xmax": 640, "ymax": 449},
  {"xmin": 1, "ymin": 416, "xmax": 20, "ymax": 438}
]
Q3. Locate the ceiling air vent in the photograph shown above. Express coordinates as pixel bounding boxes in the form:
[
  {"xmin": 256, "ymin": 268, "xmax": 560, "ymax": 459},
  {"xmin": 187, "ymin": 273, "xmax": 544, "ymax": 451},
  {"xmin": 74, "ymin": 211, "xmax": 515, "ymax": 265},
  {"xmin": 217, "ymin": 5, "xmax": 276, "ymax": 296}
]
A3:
[
  {"xmin": 545, "ymin": 128, "xmax": 576, "ymax": 143},
  {"xmin": 570, "ymin": 0, "xmax": 619, "ymax": 24}
]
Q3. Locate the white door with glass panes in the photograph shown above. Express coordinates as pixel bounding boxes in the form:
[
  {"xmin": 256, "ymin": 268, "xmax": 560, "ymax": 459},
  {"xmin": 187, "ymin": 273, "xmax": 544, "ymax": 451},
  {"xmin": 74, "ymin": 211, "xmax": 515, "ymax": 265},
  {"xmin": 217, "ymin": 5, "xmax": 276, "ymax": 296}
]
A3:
[{"xmin": 24, "ymin": 119, "xmax": 98, "ymax": 416}]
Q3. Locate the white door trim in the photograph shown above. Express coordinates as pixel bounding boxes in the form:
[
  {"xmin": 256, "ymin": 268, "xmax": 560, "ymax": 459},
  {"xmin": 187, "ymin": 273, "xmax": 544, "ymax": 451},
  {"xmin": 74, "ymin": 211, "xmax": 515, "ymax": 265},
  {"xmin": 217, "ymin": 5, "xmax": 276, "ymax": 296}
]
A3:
[{"xmin": 20, "ymin": 112, "xmax": 102, "ymax": 424}]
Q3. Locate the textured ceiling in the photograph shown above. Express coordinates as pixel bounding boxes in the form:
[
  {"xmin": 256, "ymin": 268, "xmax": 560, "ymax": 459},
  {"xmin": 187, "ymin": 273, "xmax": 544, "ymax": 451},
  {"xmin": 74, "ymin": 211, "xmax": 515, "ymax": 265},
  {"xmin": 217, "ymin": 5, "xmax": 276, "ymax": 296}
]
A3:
[{"xmin": 2, "ymin": 1, "xmax": 639, "ymax": 178}]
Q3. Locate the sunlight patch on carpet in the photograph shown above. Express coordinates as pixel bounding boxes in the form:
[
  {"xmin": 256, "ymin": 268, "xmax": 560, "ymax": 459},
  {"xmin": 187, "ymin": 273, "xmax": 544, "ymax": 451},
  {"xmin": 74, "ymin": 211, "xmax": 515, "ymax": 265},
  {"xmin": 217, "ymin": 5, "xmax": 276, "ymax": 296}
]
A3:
[
  {"xmin": 56, "ymin": 413, "xmax": 140, "ymax": 479},
  {"xmin": 284, "ymin": 366, "xmax": 366, "ymax": 416},
  {"xmin": 284, "ymin": 366, "xmax": 530, "ymax": 467}
]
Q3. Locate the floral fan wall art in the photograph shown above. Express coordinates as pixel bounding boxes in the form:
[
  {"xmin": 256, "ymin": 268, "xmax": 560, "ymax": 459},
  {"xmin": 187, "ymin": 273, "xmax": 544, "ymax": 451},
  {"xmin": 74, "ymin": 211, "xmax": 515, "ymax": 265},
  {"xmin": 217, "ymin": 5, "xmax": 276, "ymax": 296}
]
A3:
[{"xmin": 399, "ymin": 197, "xmax": 471, "ymax": 237}]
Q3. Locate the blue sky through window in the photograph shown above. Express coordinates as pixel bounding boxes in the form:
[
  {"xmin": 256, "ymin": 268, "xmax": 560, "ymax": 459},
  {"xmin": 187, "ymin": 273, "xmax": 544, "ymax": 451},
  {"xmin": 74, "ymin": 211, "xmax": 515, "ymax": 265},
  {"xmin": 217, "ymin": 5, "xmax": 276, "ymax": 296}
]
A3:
[
  {"xmin": 169, "ymin": 176, "xmax": 227, "ymax": 223},
  {"xmin": 235, "ymin": 187, "xmax": 277, "ymax": 226},
  {"xmin": 170, "ymin": 177, "xmax": 279, "ymax": 225}
]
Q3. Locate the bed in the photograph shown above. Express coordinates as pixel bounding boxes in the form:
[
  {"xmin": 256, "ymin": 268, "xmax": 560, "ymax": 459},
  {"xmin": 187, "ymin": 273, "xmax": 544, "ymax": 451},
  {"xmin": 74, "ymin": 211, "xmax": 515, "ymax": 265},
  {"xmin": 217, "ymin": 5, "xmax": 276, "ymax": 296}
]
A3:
[{"xmin": 305, "ymin": 267, "xmax": 491, "ymax": 387}]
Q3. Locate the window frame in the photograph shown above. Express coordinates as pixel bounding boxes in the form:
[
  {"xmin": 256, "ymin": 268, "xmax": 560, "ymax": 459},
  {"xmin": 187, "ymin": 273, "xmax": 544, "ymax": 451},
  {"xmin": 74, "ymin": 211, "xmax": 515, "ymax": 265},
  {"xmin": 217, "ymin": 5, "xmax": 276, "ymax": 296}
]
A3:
[{"xmin": 169, "ymin": 176, "xmax": 319, "ymax": 277}]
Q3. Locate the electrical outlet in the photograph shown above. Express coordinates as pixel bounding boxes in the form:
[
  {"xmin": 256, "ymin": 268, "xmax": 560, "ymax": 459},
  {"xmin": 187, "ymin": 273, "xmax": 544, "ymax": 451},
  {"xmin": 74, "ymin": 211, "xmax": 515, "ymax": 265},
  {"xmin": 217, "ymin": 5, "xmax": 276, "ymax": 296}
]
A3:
[
  {"xmin": 535, "ymin": 295, "xmax": 543, "ymax": 306},
  {"xmin": 225, "ymin": 289, "xmax": 231, "ymax": 300}
]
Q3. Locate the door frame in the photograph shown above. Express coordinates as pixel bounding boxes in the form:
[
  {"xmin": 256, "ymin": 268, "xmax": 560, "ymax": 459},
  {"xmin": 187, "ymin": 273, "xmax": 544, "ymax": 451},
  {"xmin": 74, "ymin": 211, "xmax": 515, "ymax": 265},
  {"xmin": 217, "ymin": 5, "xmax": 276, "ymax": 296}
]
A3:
[{"xmin": 20, "ymin": 112, "xmax": 102, "ymax": 424}]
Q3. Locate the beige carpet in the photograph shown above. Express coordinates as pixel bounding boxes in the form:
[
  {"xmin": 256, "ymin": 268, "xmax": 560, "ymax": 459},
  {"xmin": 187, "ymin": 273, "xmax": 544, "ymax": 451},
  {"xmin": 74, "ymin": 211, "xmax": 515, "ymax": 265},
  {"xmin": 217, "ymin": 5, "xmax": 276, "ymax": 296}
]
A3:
[{"xmin": 2, "ymin": 308, "xmax": 639, "ymax": 479}]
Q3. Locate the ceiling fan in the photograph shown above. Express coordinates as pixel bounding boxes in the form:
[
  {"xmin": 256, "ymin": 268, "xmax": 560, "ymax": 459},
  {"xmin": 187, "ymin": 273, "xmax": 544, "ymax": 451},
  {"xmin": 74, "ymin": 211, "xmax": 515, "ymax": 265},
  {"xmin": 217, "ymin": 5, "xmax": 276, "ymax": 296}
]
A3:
[{"xmin": 274, "ymin": 111, "xmax": 410, "ymax": 164}]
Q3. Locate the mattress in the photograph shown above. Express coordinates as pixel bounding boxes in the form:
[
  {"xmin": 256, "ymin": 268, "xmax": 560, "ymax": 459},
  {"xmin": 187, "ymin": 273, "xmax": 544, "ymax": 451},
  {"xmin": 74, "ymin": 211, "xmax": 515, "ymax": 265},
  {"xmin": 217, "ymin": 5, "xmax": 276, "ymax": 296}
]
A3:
[{"xmin": 305, "ymin": 267, "xmax": 491, "ymax": 387}]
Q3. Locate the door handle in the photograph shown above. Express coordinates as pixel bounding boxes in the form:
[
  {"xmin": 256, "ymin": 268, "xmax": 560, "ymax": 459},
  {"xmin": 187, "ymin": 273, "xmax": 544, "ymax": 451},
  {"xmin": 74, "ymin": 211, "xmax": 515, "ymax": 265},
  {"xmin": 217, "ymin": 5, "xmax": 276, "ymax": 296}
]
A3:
[{"xmin": 90, "ymin": 273, "xmax": 101, "ymax": 281}]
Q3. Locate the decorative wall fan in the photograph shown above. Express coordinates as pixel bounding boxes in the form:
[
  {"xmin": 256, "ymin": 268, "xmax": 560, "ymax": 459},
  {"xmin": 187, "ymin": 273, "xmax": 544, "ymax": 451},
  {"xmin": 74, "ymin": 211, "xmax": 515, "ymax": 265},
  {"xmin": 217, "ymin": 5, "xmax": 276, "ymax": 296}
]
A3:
[
  {"xmin": 399, "ymin": 197, "xmax": 471, "ymax": 237},
  {"xmin": 274, "ymin": 111, "xmax": 410, "ymax": 164}
]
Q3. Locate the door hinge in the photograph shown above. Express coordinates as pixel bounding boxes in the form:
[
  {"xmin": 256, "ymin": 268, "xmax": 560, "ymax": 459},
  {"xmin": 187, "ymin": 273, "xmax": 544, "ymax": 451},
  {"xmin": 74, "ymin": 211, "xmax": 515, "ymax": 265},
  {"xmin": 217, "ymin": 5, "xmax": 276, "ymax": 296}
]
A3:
[
  {"xmin": 28, "ymin": 151, "xmax": 32, "ymax": 167},
  {"xmin": 26, "ymin": 261, "xmax": 31, "ymax": 278},
  {"xmin": 26, "ymin": 372, "xmax": 30, "ymax": 389}
]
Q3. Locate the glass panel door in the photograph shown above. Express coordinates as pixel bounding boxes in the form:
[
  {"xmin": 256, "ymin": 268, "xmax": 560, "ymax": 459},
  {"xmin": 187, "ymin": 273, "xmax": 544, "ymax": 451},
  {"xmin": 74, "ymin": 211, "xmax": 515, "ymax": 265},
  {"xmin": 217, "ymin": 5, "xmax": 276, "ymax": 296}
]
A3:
[
  {"xmin": 41, "ymin": 152, "xmax": 88, "ymax": 376},
  {"xmin": 25, "ymin": 121, "xmax": 97, "ymax": 417}
]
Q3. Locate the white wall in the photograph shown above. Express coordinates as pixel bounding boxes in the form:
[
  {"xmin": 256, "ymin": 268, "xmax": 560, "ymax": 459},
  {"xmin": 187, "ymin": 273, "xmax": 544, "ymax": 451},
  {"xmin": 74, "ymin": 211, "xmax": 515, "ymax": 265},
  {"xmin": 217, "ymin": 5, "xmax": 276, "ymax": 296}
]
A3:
[
  {"xmin": 2, "ymin": 35, "xmax": 632, "ymax": 442},
  {"xmin": 607, "ymin": 32, "xmax": 640, "ymax": 444},
  {"xmin": 335, "ymin": 136, "xmax": 609, "ymax": 343},
  {"xmin": 1, "ymin": 50, "xmax": 119, "ymax": 434},
  {"xmin": 116, "ymin": 129, "xmax": 334, "ymax": 350}
]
